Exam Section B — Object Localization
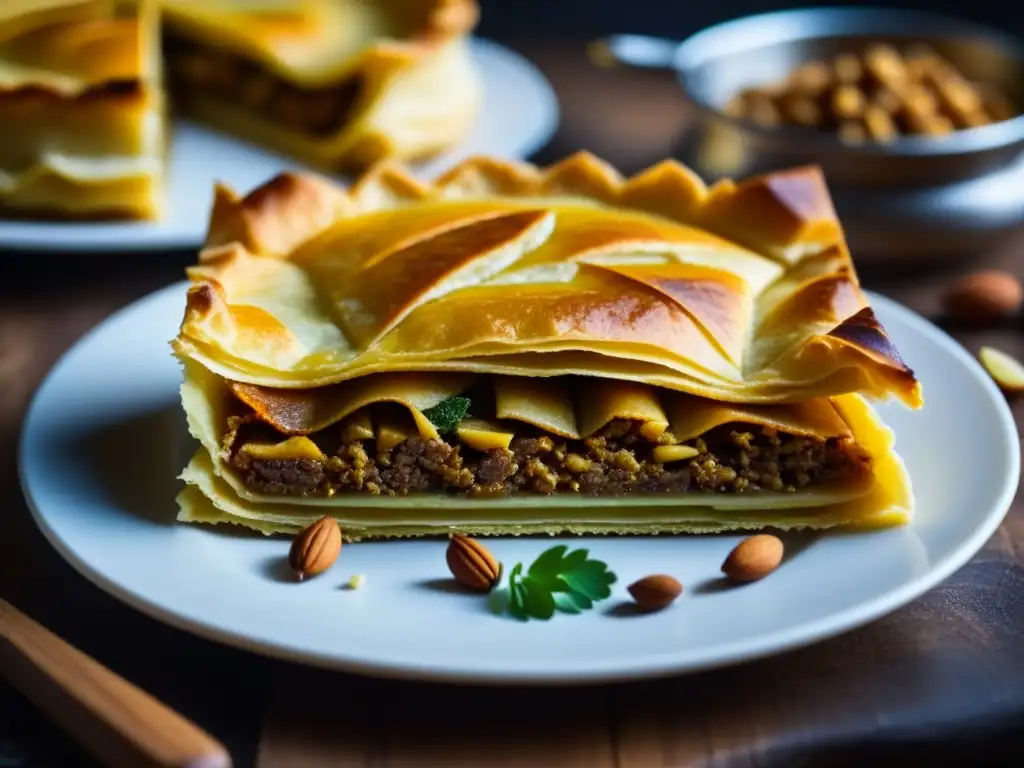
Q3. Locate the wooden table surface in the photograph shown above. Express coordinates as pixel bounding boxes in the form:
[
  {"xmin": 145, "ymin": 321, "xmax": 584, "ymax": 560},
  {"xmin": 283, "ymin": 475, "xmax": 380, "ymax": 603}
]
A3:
[{"xmin": 2, "ymin": 41, "xmax": 1024, "ymax": 768}]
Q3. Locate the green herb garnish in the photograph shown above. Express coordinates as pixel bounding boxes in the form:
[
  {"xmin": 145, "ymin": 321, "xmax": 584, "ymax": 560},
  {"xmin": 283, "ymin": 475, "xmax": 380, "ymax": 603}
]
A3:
[
  {"xmin": 422, "ymin": 396, "xmax": 470, "ymax": 434},
  {"xmin": 506, "ymin": 545, "xmax": 616, "ymax": 621}
]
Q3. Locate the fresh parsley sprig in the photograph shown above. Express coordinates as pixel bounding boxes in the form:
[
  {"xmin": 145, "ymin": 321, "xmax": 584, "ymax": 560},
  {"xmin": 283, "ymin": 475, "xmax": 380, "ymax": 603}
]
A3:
[{"xmin": 505, "ymin": 545, "xmax": 617, "ymax": 620}]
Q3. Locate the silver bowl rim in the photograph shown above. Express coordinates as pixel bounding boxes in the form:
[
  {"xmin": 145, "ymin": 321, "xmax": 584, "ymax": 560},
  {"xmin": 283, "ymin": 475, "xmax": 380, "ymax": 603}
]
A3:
[{"xmin": 672, "ymin": 5, "xmax": 1024, "ymax": 159}]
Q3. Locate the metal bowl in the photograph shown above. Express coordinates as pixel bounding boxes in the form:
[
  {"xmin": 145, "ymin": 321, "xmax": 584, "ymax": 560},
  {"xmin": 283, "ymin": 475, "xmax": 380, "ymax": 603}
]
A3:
[{"xmin": 668, "ymin": 7, "xmax": 1024, "ymax": 264}]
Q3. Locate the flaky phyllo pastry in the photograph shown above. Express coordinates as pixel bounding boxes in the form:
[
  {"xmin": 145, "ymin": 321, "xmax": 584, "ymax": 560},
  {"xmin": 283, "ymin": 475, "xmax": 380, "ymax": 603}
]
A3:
[
  {"xmin": 0, "ymin": 0, "xmax": 164, "ymax": 219},
  {"xmin": 171, "ymin": 152, "xmax": 922, "ymax": 539},
  {"xmin": 1, "ymin": 0, "xmax": 479, "ymax": 219}
]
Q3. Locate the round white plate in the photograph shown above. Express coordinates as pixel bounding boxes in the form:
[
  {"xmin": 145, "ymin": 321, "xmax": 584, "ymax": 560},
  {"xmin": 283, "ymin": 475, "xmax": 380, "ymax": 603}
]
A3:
[
  {"xmin": 0, "ymin": 38, "xmax": 559, "ymax": 253},
  {"xmin": 18, "ymin": 283, "xmax": 1019, "ymax": 684}
]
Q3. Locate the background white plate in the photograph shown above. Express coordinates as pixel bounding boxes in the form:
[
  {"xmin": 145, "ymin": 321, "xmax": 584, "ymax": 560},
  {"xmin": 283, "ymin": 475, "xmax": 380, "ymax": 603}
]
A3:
[
  {"xmin": 0, "ymin": 38, "xmax": 559, "ymax": 253},
  {"xmin": 18, "ymin": 283, "xmax": 1019, "ymax": 684}
]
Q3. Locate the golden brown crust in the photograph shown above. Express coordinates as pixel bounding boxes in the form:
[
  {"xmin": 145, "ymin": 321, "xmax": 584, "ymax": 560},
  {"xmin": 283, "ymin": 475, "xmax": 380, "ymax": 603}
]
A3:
[
  {"xmin": 176, "ymin": 152, "xmax": 921, "ymax": 408},
  {"xmin": 701, "ymin": 166, "xmax": 843, "ymax": 263},
  {"xmin": 203, "ymin": 171, "xmax": 352, "ymax": 255},
  {"xmin": 337, "ymin": 153, "xmax": 846, "ymax": 262}
]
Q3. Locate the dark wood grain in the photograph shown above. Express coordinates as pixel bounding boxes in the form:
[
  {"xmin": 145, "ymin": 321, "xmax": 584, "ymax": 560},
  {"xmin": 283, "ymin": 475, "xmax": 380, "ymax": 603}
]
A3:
[{"xmin": 0, "ymin": 39, "xmax": 1021, "ymax": 768}]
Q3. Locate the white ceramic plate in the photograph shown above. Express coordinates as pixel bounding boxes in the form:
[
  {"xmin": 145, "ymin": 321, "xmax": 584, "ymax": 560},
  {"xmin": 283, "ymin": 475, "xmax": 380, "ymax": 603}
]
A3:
[
  {"xmin": 0, "ymin": 38, "xmax": 558, "ymax": 253},
  {"xmin": 18, "ymin": 283, "xmax": 1019, "ymax": 684}
]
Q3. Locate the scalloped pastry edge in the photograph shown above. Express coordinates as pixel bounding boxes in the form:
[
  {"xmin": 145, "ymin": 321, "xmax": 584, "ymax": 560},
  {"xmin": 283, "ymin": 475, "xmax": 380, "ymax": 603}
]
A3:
[{"xmin": 185, "ymin": 150, "xmax": 921, "ymax": 407}]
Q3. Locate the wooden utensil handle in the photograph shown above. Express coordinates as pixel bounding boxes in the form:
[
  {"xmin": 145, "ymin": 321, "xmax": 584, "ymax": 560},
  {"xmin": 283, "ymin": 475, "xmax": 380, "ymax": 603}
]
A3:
[{"xmin": 0, "ymin": 598, "xmax": 231, "ymax": 768}]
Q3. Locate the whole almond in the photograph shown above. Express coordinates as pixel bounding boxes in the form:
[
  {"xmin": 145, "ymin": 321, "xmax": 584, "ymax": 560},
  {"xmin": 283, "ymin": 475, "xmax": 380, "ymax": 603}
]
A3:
[
  {"xmin": 722, "ymin": 534, "xmax": 784, "ymax": 583},
  {"xmin": 942, "ymin": 270, "xmax": 1023, "ymax": 325},
  {"xmin": 288, "ymin": 515, "xmax": 342, "ymax": 581},
  {"xmin": 627, "ymin": 574, "xmax": 683, "ymax": 611},
  {"xmin": 446, "ymin": 535, "xmax": 502, "ymax": 591}
]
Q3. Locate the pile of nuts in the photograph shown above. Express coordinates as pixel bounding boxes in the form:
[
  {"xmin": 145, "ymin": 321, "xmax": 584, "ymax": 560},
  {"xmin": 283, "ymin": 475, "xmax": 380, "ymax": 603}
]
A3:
[{"xmin": 724, "ymin": 42, "xmax": 1017, "ymax": 144}]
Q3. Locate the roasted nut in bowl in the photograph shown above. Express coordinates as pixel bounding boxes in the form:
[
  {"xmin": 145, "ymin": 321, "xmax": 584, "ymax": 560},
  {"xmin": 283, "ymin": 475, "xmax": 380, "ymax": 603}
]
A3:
[{"xmin": 670, "ymin": 8, "xmax": 1024, "ymax": 264}]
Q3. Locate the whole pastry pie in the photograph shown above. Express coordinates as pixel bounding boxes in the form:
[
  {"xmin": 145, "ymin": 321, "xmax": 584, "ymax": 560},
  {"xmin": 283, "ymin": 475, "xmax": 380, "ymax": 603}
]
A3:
[
  {"xmin": 172, "ymin": 152, "xmax": 921, "ymax": 538},
  {"xmin": 0, "ymin": 0, "xmax": 480, "ymax": 220}
]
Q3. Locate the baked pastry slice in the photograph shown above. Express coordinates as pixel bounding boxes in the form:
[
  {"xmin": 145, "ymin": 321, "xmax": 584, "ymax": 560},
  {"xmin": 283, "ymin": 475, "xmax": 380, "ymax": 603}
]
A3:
[
  {"xmin": 161, "ymin": 0, "xmax": 481, "ymax": 171},
  {"xmin": 171, "ymin": 152, "xmax": 922, "ymax": 538},
  {"xmin": 0, "ymin": 0, "xmax": 165, "ymax": 219}
]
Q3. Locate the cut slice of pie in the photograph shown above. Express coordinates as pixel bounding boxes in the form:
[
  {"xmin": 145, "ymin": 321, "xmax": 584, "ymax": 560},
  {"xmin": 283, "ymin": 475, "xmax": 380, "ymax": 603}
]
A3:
[
  {"xmin": 0, "ymin": 0, "xmax": 165, "ymax": 219},
  {"xmin": 0, "ymin": 0, "xmax": 480, "ymax": 220},
  {"xmin": 171, "ymin": 152, "xmax": 921, "ymax": 539},
  {"xmin": 160, "ymin": 0, "xmax": 481, "ymax": 171}
]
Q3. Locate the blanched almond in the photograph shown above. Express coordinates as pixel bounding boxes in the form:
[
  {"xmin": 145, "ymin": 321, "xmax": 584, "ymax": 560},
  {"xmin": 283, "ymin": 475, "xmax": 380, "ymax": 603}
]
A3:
[{"xmin": 979, "ymin": 346, "xmax": 1024, "ymax": 393}]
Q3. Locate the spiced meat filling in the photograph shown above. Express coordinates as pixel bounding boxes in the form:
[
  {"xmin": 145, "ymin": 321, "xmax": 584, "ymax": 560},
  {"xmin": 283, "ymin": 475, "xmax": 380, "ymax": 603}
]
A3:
[
  {"xmin": 162, "ymin": 33, "xmax": 363, "ymax": 136},
  {"xmin": 223, "ymin": 413, "xmax": 871, "ymax": 499}
]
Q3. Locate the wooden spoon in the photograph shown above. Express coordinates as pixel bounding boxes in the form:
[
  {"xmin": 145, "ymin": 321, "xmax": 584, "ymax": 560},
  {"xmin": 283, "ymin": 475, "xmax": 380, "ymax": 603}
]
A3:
[{"xmin": 0, "ymin": 598, "xmax": 231, "ymax": 768}]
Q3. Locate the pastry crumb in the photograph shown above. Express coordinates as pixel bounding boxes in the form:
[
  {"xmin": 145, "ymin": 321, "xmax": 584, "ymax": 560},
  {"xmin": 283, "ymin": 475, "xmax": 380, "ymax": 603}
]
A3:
[{"xmin": 346, "ymin": 574, "xmax": 366, "ymax": 590}]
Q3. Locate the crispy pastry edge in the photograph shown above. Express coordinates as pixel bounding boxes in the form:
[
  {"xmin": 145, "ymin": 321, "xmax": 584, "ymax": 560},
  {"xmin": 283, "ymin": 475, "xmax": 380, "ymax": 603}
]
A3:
[{"xmin": 180, "ymin": 151, "xmax": 921, "ymax": 402}]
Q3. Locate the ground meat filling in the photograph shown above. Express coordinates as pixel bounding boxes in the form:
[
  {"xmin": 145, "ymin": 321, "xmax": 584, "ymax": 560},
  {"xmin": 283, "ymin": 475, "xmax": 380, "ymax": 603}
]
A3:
[
  {"xmin": 163, "ymin": 34, "xmax": 363, "ymax": 137},
  {"xmin": 224, "ymin": 414, "xmax": 871, "ymax": 498}
]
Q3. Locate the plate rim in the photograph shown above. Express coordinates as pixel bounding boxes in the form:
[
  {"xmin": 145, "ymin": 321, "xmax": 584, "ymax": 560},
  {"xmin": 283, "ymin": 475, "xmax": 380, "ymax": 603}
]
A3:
[
  {"xmin": 0, "ymin": 37, "xmax": 560, "ymax": 255},
  {"xmin": 16, "ymin": 282, "xmax": 1021, "ymax": 685}
]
